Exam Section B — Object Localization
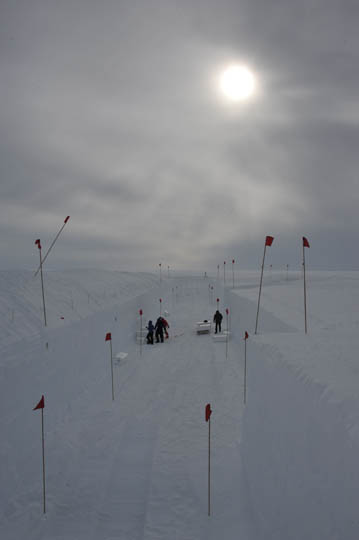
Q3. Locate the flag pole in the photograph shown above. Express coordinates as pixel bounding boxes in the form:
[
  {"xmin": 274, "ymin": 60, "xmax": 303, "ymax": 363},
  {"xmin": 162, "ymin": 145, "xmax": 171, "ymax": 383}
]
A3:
[
  {"xmin": 232, "ymin": 259, "xmax": 235, "ymax": 288},
  {"xmin": 34, "ymin": 216, "xmax": 70, "ymax": 277},
  {"xmin": 139, "ymin": 309, "xmax": 143, "ymax": 356},
  {"xmin": 41, "ymin": 407, "xmax": 46, "ymax": 513},
  {"xmin": 255, "ymin": 244, "xmax": 266, "ymax": 335},
  {"xmin": 106, "ymin": 333, "xmax": 114, "ymax": 400},
  {"xmin": 110, "ymin": 339, "xmax": 114, "ymax": 400},
  {"xmin": 35, "ymin": 240, "xmax": 47, "ymax": 327},
  {"xmin": 255, "ymin": 236, "xmax": 274, "ymax": 334},
  {"xmin": 208, "ymin": 414, "xmax": 211, "ymax": 516},
  {"xmin": 33, "ymin": 396, "xmax": 46, "ymax": 513},
  {"xmin": 225, "ymin": 308, "xmax": 229, "ymax": 359},
  {"xmin": 303, "ymin": 243, "xmax": 307, "ymax": 334},
  {"xmin": 244, "ymin": 332, "xmax": 248, "ymax": 404},
  {"xmin": 223, "ymin": 261, "xmax": 226, "ymax": 285},
  {"xmin": 205, "ymin": 404, "xmax": 212, "ymax": 516}
]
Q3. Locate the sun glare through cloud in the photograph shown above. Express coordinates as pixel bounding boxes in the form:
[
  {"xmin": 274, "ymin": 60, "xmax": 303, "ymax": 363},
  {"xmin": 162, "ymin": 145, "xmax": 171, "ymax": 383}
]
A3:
[{"xmin": 219, "ymin": 64, "xmax": 256, "ymax": 101}]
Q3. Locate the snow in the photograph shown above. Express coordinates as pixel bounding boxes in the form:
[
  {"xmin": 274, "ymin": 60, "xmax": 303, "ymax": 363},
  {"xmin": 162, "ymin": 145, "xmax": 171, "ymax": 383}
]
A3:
[{"xmin": 1, "ymin": 269, "xmax": 359, "ymax": 539}]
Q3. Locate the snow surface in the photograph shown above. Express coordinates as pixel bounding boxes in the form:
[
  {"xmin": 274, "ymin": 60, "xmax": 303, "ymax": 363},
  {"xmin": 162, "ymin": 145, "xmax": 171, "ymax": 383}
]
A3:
[{"xmin": 1, "ymin": 269, "xmax": 359, "ymax": 539}]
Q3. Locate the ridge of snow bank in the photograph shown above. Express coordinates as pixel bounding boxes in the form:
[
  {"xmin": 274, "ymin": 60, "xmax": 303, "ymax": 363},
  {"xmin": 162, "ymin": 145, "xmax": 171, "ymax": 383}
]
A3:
[
  {"xmin": 224, "ymin": 273, "xmax": 359, "ymax": 540},
  {"xmin": 0, "ymin": 270, "xmax": 159, "ymax": 349}
]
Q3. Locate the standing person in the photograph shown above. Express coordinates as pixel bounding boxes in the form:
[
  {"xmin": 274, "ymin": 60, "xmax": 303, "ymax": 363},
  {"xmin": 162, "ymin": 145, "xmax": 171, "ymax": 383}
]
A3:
[
  {"xmin": 146, "ymin": 320, "xmax": 154, "ymax": 344},
  {"xmin": 213, "ymin": 310, "xmax": 223, "ymax": 334},
  {"xmin": 155, "ymin": 316, "xmax": 165, "ymax": 343},
  {"xmin": 162, "ymin": 317, "xmax": 170, "ymax": 339}
]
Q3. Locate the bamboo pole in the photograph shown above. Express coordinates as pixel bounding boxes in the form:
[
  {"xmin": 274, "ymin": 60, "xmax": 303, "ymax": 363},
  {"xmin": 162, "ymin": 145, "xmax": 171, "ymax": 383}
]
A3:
[
  {"xmin": 254, "ymin": 244, "xmax": 267, "ymax": 335},
  {"xmin": 34, "ymin": 216, "xmax": 70, "ymax": 277},
  {"xmin": 41, "ymin": 408, "xmax": 46, "ymax": 513},
  {"xmin": 225, "ymin": 308, "xmax": 229, "ymax": 359},
  {"xmin": 208, "ymin": 415, "xmax": 211, "ymax": 516},
  {"xmin": 303, "ymin": 244, "xmax": 307, "ymax": 334},
  {"xmin": 139, "ymin": 309, "xmax": 143, "ymax": 356},
  {"xmin": 36, "ymin": 240, "xmax": 47, "ymax": 327},
  {"xmin": 244, "ymin": 334, "xmax": 248, "ymax": 404},
  {"xmin": 110, "ymin": 339, "xmax": 114, "ymax": 400},
  {"xmin": 33, "ymin": 396, "xmax": 46, "ymax": 513}
]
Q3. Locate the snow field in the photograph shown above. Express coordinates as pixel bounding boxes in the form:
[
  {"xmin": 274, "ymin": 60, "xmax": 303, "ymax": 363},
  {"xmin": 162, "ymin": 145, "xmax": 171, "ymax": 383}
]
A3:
[
  {"xmin": 1, "ymin": 274, "xmax": 253, "ymax": 539},
  {"xmin": 2, "ymin": 269, "xmax": 359, "ymax": 539},
  {"xmin": 230, "ymin": 272, "xmax": 359, "ymax": 539}
]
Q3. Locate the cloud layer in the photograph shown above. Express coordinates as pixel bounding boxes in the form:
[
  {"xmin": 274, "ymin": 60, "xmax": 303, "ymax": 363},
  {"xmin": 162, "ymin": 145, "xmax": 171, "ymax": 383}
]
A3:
[{"xmin": 1, "ymin": 0, "xmax": 359, "ymax": 271}]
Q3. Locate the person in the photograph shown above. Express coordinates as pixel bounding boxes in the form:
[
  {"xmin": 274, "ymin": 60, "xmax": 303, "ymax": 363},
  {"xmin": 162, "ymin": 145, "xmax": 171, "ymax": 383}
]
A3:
[
  {"xmin": 213, "ymin": 310, "xmax": 223, "ymax": 334},
  {"xmin": 155, "ymin": 316, "xmax": 165, "ymax": 343},
  {"xmin": 162, "ymin": 317, "xmax": 170, "ymax": 339},
  {"xmin": 146, "ymin": 320, "xmax": 154, "ymax": 344}
]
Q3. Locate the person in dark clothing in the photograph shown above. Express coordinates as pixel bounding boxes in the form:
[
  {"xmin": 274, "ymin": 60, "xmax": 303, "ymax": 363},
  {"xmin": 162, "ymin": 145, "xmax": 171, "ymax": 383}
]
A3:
[
  {"xmin": 155, "ymin": 317, "xmax": 165, "ymax": 343},
  {"xmin": 213, "ymin": 310, "xmax": 223, "ymax": 334},
  {"xmin": 146, "ymin": 320, "xmax": 154, "ymax": 344}
]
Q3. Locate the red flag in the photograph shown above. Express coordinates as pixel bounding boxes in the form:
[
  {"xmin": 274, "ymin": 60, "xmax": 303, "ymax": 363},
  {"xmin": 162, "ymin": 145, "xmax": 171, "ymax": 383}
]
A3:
[
  {"xmin": 105, "ymin": 332, "xmax": 111, "ymax": 341},
  {"xmin": 232, "ymin": 259, "xmax": 235, "ymax": 264},
  {"xmin": 244, "ymin": 331, "xmax": 249, "ymax": 340},
  {"xmin": 159, "ymin": 298, "xmax": 162, "ymax": 303},
  {"xmin": 216, "ymin": 298, "xmax": 219, "ymax": 303},
  {"xmin": 64, "ymin": 215, "xmax": 70, "ymax": 224},
  {"xmin": 205, "ymin": 403, "xmax": 212, "ymax": 422},
  {"xmin": 226, "ymin": 308, "xmax": 229, "ymax": 315},
  {"xmin": 35, "ymin": 239, "xmax": 41, "ymax": 249},
  {"xmin": 224, "ymin": 261, "xmax": 226, "ymax": 265},
  {"xmin": 33, "ymin": 395, "xmax": 45, "ymax": 410},
  {"xmin": 303, "ymin": 236, "xmax": 310, "ymax": 248},
  {"xmin": 265, "ymin": 235, "xmax": 274, "ymax": 247},
  {"xmin": 139, "ymin": 309, "xmax": 143, "ymax": 316}
]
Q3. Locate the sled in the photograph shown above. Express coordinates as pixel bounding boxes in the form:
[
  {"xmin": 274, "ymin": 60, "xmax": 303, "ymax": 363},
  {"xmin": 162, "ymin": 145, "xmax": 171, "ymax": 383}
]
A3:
[{"xmin": 196, "ymin": 321, "xmax": 212, "ymax": 334}]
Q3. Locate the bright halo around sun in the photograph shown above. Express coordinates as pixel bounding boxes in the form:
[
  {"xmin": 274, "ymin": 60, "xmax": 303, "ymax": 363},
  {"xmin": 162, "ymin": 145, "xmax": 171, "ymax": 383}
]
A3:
[{"xmin": 219, "ymin": 64, "xmax": 256, "ymax": 101}]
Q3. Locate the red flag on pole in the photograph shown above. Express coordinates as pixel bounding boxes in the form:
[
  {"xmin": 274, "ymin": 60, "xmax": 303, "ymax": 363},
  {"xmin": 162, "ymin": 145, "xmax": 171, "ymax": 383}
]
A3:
[
  {"xmin": 35, "ymin": 239, "xmax": 41, "ymax": 249},
  {"xmin": 303, "ymin": 236, "xmax": 310, "ymax": 248},
  {"xmin": 139, "ymin": 309, "xmax": 143, "ymax": 315},
  {"xmin": 244, "ymin": 331, "xmax": 249, "ymax": 340},
  {"xmin": 265, "ymin": 235, "xmax": 274, "ymax": 247},
  {"xmin": 226, "ymin": 308, "xmax": 229, "ymax": 314},
  {"xmin": 64, "ymin": 215, "xmax": 70, "ymax": 224},
  {"xmin": 205, "ymin": 403, "xmax": 212, "ymax": 422},
  {"xmin": 33, "ymin": 395, "xmax": 45, "ymax": 410},
  {"xmin": 105, "ymin": 332, "xmax": 111, "ymax": 341}
]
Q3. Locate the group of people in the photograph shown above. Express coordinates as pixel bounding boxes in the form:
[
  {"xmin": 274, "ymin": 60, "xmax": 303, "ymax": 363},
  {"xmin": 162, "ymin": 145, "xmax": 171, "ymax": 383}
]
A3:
[
  {"xmin": 146, "ymin": 316, "xmax": 169, "ymax": 344},
  {"xmin": 146, "ymin": 310, "xmax": 223, "ymax": 344}
]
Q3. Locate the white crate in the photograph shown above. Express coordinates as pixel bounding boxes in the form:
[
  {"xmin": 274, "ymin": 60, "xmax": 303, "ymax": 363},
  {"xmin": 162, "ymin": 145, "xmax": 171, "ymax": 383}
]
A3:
[{"xmin": 196, "ymin": 321, "xmax": 212, "ymax": 334}]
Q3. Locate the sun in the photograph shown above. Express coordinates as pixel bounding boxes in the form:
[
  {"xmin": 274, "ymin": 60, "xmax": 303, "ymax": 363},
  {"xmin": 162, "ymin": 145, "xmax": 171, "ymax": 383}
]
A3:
[{"xmin": 219, "ymin": 64, "xmax": 256, "ymax": 101}]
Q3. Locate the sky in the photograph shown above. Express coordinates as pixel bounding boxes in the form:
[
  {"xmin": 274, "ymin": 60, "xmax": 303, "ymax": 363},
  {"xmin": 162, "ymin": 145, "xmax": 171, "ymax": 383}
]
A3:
[{"xmin": 1, "ymin": 0, "xmax": 359, "ymax": 272}]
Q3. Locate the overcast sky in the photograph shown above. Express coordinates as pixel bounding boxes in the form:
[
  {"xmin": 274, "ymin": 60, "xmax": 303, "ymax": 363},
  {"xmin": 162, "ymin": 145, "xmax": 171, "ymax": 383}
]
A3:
[{"xmin": 1, "ymin": 0, "xmax": 359, "ymax": 272}]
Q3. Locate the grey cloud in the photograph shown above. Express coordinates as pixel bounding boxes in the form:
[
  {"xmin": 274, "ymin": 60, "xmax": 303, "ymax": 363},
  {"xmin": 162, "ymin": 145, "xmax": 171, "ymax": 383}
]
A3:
[{"xmin": 1, "ymin": 0, "xmax": 359, "ymax": 270}]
